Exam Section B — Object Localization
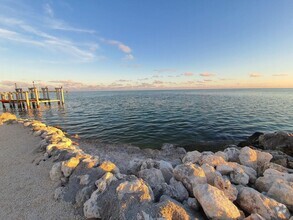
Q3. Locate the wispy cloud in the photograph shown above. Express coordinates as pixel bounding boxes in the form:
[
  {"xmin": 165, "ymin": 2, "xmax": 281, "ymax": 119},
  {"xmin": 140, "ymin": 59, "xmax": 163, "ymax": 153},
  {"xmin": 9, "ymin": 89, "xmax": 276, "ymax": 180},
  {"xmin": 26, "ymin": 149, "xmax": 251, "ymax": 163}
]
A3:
[
  {"xmin": 249, "ymin": 73, "xmax": 262, "ymax": 77},
  {"xmin": 183, "ymin": 72, "xmax": 194, "ymax": 76},
  {"xmin": 101, "ymin": 39, "xmax": 132, "ymax": 53},
  {"xmin": 43, "ymin": 3, "xmax": 54, "ymax": 17},
  {"xmin": 154, "ymin": 68, "xmax": 177, "ymax": 73},
  {"xmin": 272, "ymin": 74, "xmax": 288, "ymax": 77},
  {"xmin": 123, "ymin": 54, "xmax": 134, "ymax": 60},
  {"xmin": 200, "ymin": 72, "xmax": 215, "ymax": 77}
]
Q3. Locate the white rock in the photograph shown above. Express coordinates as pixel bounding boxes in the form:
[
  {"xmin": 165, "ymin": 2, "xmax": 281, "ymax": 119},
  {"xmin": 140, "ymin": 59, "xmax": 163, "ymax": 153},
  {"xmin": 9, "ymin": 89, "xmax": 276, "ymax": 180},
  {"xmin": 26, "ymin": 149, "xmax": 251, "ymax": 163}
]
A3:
[
  {"xmin": 61, "ymin": 157, "xmax": 80, "ymax": 177},
  {"xmin": 173, "ymin": 163, "xmax": 207, "ymax": 193},
  {"xmin": 193, "ymin": 184, "xmax": 242, "ymax": 220},
  {"xmin": 239, "ymin": 147, "xmax": 258, "ymax": 170},
  {"xmin": 49, "ymin": 162, "xmax": 63, "ymax": 181},
  {"xmin": 84, "ymin": 172, "xmax": 118, "ymax": 219},
  {"xmin": 201, "ymin": 163, "xmax": 219, "ymax": 185},
  {"xmin": 158, "ymin": 160, "xmax": 173, "ymax": 183},
  {"xmin": 216, "ymin": 164, "xmax": 234, "ymax": 175},
  {"xmin": 214, "ymin": 175, "xmax": 238, "ymax": 201},
  {"xmin": 237, "ymin": 186, "xmax": 291, "ymax": 220},
  {"xmin": 230, "ymin": 167, "xmax": 249, "ymax": 185},
  {"xmin": 224, "ymin": 147, "xmax": 240, "ymax": 162},
  {"xmin": 267, "ymin": 179, "xmax": 293, "ymax": 212},
  {"xmin": 182, "ymin": 150, "xmax": 202, "ymax": 164}
]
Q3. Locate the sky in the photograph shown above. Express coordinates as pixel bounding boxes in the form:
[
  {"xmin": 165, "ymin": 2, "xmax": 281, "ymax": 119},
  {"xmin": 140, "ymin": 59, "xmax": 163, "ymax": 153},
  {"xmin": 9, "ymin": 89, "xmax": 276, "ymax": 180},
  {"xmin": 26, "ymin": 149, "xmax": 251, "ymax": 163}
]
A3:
[{"xmin": 0, "ymin": 0, "xmax": 293, "ymax": 91}]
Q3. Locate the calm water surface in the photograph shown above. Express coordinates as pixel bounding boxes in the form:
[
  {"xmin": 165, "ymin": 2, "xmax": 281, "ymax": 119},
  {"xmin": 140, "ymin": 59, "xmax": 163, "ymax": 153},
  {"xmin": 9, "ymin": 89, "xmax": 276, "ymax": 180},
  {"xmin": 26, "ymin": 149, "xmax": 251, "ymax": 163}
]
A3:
[{"xmin": 2, "ymin": 89, "xmax": 293, "ymax": 149}]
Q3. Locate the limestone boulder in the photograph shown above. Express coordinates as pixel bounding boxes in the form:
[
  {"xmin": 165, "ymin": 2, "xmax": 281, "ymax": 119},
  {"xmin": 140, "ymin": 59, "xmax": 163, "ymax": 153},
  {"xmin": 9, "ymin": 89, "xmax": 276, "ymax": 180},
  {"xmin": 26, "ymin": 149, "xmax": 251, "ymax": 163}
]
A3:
[
  {"xmin": 49, "ymin": 162, "xmax": 63, "ymax": 181},
  {"xmin": 267, "ymin": 179, "xmax": 293, "ymax": 212},
  {"xmin": 83, "ymin": 172, "xmax": 118, "ymax": 219},
  {"xmin": 153, "ymin": 195, "xmax": 201, "ymax": 220},
  {"xmin": 138, "ymin": 168, "xmax": 165, "ymax": 197},
  {"xmin": 193, "ymin": 184, "xmax": 242, "ymax": 220},
  {"xmin": 224, "ymin": 147, "xmax": 240, "ymax": 162},
  {"xmin": 239, "ymin": 147, "xmax": 273, "ymax": 173},
  {"xmin": 0, "ymin": 112, "xmax": 17, "ymax": 122},
  {"xmin": 182, "ymin": 151, "xmax": 202, "ymax": 164},
  {"xmin": 161, "ymin": 177, "xmax": 189, "ymax": 202},
  {"xmin": 255, "ymin": 169, "xmax": 293, "ymax": 192},
  {"xmin": 159, "ymin": 160, "xmax": 173, "ymax": 183},
  {"xmin": 236, "ymin": 186, "xmax": 291, "ymax": 220},
  {"xmin": 198, "ymin": 154, "xmax": 227, "ymax": 167},
  {"xmin": 61, "ymin": 157, "xmax": 80, "ymax": 177},
  {"xmin": 173, "ymin": 163, "xmax": 207, "ymax": 194},
  {"xmin": 214, "ymin": 175, "xmax": 238, "ymax": 201},
  {"xmin": 201, "ymin": 163, "xmax": 220, "ymax": 185},
  {"xmin": 230, "ymin": 167, "xmax": 249, "ymax": 185},
  {"xmin": 99, "ymin": 160, "xmax": 119, "ymax": 174}
]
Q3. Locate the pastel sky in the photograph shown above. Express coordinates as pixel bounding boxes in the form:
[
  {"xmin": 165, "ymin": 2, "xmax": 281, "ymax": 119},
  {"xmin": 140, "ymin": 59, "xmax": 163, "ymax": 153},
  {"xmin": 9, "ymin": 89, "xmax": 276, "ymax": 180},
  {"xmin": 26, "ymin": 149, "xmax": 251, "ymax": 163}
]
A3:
[{"xmin": 0, "ymin": 0, "xmax": 293, "ymax": 91}]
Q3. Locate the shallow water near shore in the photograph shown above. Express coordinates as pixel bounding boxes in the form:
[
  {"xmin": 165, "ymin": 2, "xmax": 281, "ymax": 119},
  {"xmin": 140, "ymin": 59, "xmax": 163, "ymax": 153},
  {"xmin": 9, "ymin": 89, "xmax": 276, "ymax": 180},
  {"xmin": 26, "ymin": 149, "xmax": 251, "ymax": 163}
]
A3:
[{"xmin": 2, "ymin": 88, "xmax": 293, "ymax": 150}]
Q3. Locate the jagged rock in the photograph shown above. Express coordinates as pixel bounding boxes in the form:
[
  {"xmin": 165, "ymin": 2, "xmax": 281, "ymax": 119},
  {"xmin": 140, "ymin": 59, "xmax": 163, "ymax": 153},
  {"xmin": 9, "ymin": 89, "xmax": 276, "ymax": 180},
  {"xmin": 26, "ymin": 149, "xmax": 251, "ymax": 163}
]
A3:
[
  {"xmin": 201, "ymin": 163, "xmax": 220, "ymax": 185},
  {"xmin": 127, "ymin": 158, "xmax": 143, "ymax": 175},
  {"xmin": 255, "ymin": 169, "xmax": 293, "ymax": 192},
  {"xmin": 215, "ymin": 151, "xmax": 228, "ymax": 161},
  {"xmin": 216, "ymin": 164, "xmax": 234, "ymax": 175},
  {"xmin": 214, "ymin": 175, "xmax": 238, "ymax": 201},
  {"xmin": 244, "ymin": 213, "xmax": 266, "ymax": 220},
  {"xmin": 49, "ymin": 162, "xmax": 63, "ymax": 181},
  {"xmin": 83, "ymin": 172, "xmax": 118, "ymax": 218},
  {"xmin": 173, "ymin": 163, "xmax": 207, "ymax": 194},
  {"xmin": 161, "ymin": 177, "xmax": 189, "ymax": 202},
  {"xmin": 186, "ymin": 197, "xmax": 200, "ymax": 211},
  {"xmin": 267, "ymin": 179, "xmax": 293, "ymax": 212},
  {"xmin": 239, "ymin": 147, "xmax": 258, "ymax": 170},
  {"xmin": 199, "ymin": 154, "xmax": 227, "ymax": 167},
  {"xmin": 224, "ymin": 146, "xmax": 241, "ymax": 162},
  {"xmin": 0, "ymin": 112, "xmax": 17, "ymax": 122},
  {"xmin": 193, "ymin": 184, "xmax": 242, "ymax": 220},
  {"xmin": 140, "ymin": 159, "xmax": 160, "ymax": 170},
  {"xmin": 154, "ymin": 195, "xmax": 198, "ymax": 220},
  {"xmin": 182, "ymin": 151, "xmax": 202, "ymax": 164},
  {"xmin": 75, "ymin": 185, "xmax": 94, "ymax": 207},
  {"xmin": 99, "ymin": 160, "xmax": 119, "ymax": 173},
  {"xmin": 230, "ymin": 167, "xmax": 249, "ymax": 185},
  {"xmin": 61, "ymin": 157, "xmax": 80, "ymax": 177},
  {"xmin": 239, "ymin": 147, "xmax": 273, "ymax": 173},
  {"xmin": 259, "ymin": 132, "xmax": 293, "ymax": 156},
  {"xmin": 138, "ymin": 168, "xmax": 165, "ymax": 197},
  {"xmin": 236, "ymin": 186, "xmax": 291, "ymax": 220},
  {"xmin": 159, "ymin": 160, "xmax": 173, "ymax": 183}
]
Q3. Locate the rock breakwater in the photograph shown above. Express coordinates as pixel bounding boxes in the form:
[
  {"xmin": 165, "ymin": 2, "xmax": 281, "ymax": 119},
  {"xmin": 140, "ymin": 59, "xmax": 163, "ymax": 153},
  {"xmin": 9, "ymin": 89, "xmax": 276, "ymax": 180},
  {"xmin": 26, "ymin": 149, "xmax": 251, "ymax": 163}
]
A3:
[{"xmin": 1, "ymin": 112, "xmax": 293, "ymax": 220}]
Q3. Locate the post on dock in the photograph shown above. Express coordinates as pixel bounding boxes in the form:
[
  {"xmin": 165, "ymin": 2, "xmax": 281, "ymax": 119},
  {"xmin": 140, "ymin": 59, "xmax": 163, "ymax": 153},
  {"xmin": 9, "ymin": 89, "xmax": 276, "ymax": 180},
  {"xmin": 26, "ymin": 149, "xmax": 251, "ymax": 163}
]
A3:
[
  {"xmin": 34, "ymin": 87, "xmax": 40, "ymax": 108},
  {"xmin": 60, "ymin": 87, "xmax": 65, "ymax": 105},
  {"xmin": 55, "ymin": 88, "xmax": 61, "ymax": 105},
  {"xmin": 29, "ymin": 88, "xmax": 36, "ymax": 109},
  {"xmin": 1, "ymin": 93, "xmax": 6, "ymax": 109},
  {"xmin": 25, "ymin": 91, "xmax": 30, "ymax": 109},
  {"xmin": 8, "ymin": 92, "xmax": 14, "ymax": 109}
]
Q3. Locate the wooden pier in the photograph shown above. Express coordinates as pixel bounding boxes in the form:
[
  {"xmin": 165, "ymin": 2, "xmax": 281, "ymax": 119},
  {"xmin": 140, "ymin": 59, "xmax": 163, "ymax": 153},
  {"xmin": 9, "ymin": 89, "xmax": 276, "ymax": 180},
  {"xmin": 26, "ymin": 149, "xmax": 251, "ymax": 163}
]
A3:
[{"xmin": 0, "ymin": 86, "xmax": 65, "ymax": 109}]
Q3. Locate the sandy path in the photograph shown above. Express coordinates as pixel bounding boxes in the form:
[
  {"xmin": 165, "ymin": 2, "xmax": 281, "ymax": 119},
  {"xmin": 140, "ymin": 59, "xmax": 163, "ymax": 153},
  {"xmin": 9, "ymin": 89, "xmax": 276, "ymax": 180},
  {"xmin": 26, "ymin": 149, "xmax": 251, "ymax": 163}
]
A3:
[{"xmin": 0, "ymin": 123, "xmax": 83, "ymax": 220}]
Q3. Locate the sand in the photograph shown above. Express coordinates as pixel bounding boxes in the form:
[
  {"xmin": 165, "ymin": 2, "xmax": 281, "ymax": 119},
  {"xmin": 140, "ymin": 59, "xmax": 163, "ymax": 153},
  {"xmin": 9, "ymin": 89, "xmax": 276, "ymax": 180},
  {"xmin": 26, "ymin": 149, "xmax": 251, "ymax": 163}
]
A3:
[{"xmin": 0, "ymin": 123, "xmax": 83, "ymax": 220}]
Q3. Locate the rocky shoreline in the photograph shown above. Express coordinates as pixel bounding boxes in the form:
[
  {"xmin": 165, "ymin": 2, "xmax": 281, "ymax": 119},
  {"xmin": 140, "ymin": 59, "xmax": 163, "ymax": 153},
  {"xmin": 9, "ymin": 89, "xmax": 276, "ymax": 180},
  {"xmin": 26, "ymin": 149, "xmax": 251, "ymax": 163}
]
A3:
[{"xmin": 1, "ymin": 112, "xmax": 293, "ymax": 220}]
